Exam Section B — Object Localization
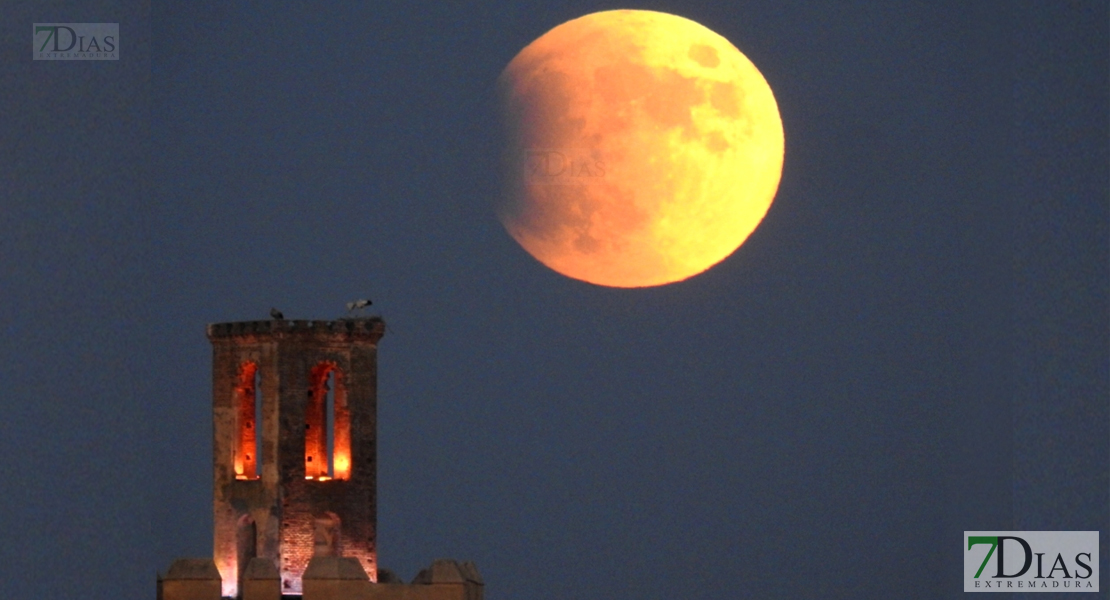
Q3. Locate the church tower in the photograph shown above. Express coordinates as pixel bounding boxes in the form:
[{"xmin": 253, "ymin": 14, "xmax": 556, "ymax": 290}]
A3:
[{"xmin": 207, "ymin": 317, "xmax": 384, "ymax": 597}]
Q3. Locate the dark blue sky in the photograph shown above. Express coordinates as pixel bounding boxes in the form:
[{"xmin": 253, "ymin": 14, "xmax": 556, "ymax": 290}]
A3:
[{"xmin": 2, "ymin": 2, "xmax": 1106, "ymax": 599}]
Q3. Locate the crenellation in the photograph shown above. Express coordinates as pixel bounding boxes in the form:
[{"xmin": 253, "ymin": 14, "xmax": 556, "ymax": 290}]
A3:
[{"xmin": 208, "ymin": 317, "xmax": 385, "ymax": 344}]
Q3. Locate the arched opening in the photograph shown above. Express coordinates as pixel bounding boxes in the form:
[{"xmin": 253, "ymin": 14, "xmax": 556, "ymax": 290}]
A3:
[
  {"xmin": 254, "ymin": 368, "xmax": 262, "ymax": 477},
  {"xmin": 306, "ymin": 363, "xmax": 350, "ymax": 480},
  {"xmin": 235, "ymin": 362, "xmax": 260, "ymax": 480},
  {"xmin": 236, "ymin": 514, "xmax": 257, "ymax": 596}
]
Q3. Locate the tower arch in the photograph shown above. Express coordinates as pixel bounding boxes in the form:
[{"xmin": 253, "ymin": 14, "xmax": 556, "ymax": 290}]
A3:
[
  {"xmin": 305, "ymin": 362, "xmax": 351, "ymax": 480},
  {"xmin": 234, "ymin": 362, "xmax": 260, "ymax": 480}
]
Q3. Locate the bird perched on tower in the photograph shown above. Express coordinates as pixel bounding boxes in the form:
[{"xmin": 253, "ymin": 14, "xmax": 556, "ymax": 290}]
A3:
[
  {"xmin": 346, "ymin": 299, "xmax": 372, "ymax": 315},
  {"xmin": 270, "ymin": 307, "xmax": 284, "ymax": 320}
]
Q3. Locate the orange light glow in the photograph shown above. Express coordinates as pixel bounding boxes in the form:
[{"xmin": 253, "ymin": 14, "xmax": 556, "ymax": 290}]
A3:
[
  {"xmin": 306, "ymin": 362, "xmax": 352, "ymax": 480},
  {"xmin": 235, "ymin": 362, "xmax": 259, "ymax": 479},
  {"xmin": 305, "ymin": 364, "xmax": 330, "ymax": 479},
  {"xmin": 333, "ymin": 453, "xmax": 350, "ymax": 479},
  {"xmin": 499, "ymin": 10, "xmax": 784, "ymax": 287}
]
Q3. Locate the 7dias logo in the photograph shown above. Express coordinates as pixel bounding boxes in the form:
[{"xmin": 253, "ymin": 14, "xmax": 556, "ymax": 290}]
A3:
[
  {"xmin": 524, "ymin": 149, "xmax": 606, "ymax": 184},
  {"xmin": 964, "ymin": 531, "xmax": 1099, "ymax": 592},
  {"xmin": 33, "ymin": 23, "xmax": 118, "ymax": 60}
]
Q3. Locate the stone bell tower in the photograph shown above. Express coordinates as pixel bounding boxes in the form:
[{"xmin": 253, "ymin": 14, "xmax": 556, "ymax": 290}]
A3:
[{"xmin": 207, "ymin": 317, "xmax": 385, "ymax": 597}]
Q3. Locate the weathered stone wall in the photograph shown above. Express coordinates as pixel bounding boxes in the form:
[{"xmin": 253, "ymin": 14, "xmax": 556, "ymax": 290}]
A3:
[
  {"xmin": 302, "ymin": 558, "xmax": 483, "ymax": 600},
  {"xmin": 208, "ymin": 318, "xmax": 384, "ymax": 597},
  {"xmin": 163, "ymin": 318, "xmax": 481, "ymax": 600},
  {"xmin": 159, "ymin": 559, "xmax": 222, "ymax": 600},
  {"xmin": 241, "ymin": 557, "xmax": 280, "ymax": 600}
]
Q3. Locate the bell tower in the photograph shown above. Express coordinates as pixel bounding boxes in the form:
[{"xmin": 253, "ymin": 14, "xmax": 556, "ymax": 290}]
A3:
[{"xmin": 207, "ymin": 317, "xmax": 385, "ymax": 597}]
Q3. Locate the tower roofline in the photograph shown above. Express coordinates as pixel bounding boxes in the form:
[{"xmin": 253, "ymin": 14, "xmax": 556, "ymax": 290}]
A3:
[{"xmin": 206, "ymin": 317, "xmax": 385, "ymax": 343}]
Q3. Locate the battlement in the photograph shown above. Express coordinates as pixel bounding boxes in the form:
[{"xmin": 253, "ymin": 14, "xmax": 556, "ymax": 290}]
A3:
[
  {"xmin": 206, "ymin": 317, "xmax": 385, "ymax": 344},
  {"xmin": 159, "ymin": 557, "xmax": 483, "ymax": 600}
]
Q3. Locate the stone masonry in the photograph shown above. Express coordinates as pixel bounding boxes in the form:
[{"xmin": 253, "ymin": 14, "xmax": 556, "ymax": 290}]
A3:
[
  {"xmin": 208, "ymin": 318, "xmax": 384, "ymax": 597},
  {"xmin": 161, "ymin": 316, "xmax": 481, "ymax": 599}
]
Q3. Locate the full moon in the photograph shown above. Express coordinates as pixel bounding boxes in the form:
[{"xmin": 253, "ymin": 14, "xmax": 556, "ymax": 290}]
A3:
[{"xmin": 498, "ymin": 10, "xmax": 784, "ymax": 288}]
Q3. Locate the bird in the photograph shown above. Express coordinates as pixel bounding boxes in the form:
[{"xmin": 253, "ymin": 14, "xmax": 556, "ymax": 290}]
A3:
[
  {"xmin": 346, "ymin": 299, "xmax": 372, "ymax": 314},
  {"xmin": 270, "ymin": 307, "xmax": 284, "ymax": 320}
]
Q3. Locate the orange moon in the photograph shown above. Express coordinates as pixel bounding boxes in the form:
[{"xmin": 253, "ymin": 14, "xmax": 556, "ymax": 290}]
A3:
[{"xmin": 498, "ymin": 10, "xmax": 784, "ymax": 288}]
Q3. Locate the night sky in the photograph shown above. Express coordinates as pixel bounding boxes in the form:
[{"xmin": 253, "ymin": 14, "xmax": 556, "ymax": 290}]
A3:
[{"xmin": 2, "ymin": 2, "xmax": 1106, "ymax": 599}]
